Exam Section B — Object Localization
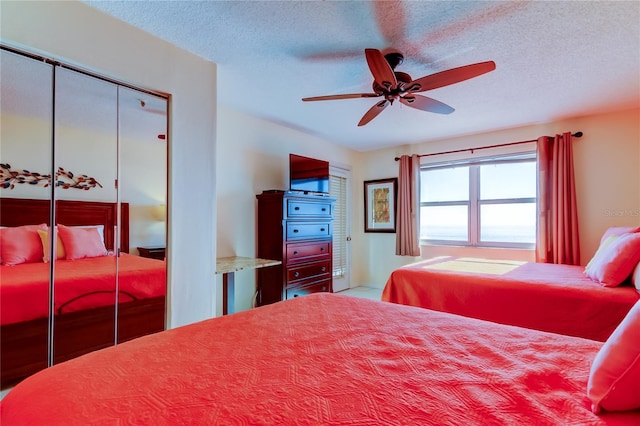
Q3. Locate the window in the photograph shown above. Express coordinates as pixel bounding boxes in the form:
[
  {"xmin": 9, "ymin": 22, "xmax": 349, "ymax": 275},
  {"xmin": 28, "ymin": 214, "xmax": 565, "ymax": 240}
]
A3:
[
  {"xmin": 330, "ymin": 173, "xmax": 347, "ymax": 279},
  {"xmin": 420, "ymin": 153, "xmax": 536, "ymax": 248}
]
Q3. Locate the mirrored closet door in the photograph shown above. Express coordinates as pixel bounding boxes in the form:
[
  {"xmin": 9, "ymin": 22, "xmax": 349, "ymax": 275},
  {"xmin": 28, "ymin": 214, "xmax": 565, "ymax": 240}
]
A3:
[
  {"xmin": 52, "ymin": 66, "xmax": 120, "ymax": 364},
  {"xmin": 0, "ymin": 45, "xmax": 168, "ymax": 389},
  {"xmin": 0, "ymin": 48, "xmax": 54, "ymax": 385},
  {"xmin": 116, "ymin": 86, "xmax": 167, "ymax": 344}
]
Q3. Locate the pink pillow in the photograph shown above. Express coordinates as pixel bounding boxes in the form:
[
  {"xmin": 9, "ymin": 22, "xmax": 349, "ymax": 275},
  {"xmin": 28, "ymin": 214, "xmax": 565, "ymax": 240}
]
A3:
[
  {"xmin": 585, "ymin": 233, "xmax": 640, "ymax": 286},
  {"xmin": 0, "ymin": 224, "xmax": 48, "ymax": 266},
  {"xmin": 600, "ymin": 226, "xmax": 640, "ymax": 245},
  {"xmin": 57, "ymin": 224, "xmax": 108, "ymax": 260},
  {"xmin": 587, "ymin": 301, "xmax": 640, "ymax": 413},
  {"xmin": 585, "ymin": 235, "xmax": 618, "ymax": 271}
]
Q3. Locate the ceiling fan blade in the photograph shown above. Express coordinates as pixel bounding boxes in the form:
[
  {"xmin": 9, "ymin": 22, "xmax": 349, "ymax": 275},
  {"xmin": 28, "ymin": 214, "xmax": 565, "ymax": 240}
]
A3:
[
  {"xmin": 358, "ymin": 99, "xmax": 389, "ymax": 126},
  {"xmin": 302, "ymin": 93, "xmax": 380, "ymax": 102},
  {"xmin": 410, "ymin": 61, "xmax": 496, "ymax": 92},
  {"xmin": 365, "ymin": 48, "xmax": 397, "ymax": 91},
  {"xmin": 400, "ymin": 95, "xmax": 454, "ymax": 115},
  {"xmin": 373, "ymin": 1, "xmax": 406, "ymax": 45}
]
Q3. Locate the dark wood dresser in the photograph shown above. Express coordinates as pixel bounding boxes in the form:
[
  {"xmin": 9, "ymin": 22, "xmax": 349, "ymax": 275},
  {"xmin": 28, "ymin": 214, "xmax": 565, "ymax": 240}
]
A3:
[{"xmin": 256, "ymin": 190, "xmax": 335, "ymax": 306}]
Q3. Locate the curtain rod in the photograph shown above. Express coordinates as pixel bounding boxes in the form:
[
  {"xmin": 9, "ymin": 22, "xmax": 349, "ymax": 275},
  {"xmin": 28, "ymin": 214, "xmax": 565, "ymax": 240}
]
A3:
[{"xmin": 394, "ymin": 131, "xmax": 583, "ymax": 161}]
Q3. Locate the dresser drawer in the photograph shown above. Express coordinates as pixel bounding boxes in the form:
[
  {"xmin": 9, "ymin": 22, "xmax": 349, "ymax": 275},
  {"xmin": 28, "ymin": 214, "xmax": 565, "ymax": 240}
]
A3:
[
  {"xmin": 287, "ymin": 199, "xmax": 333, "ymax": 218},
  {"xmin": 286, "ymin": 222, "xmax": 331, "ymax": 240},
  {"xmin": 286, "ymin": 279, "xmax": 332, "ymax": 299},
  {"xmin": 286, "ymin": 241, "xmax": 331, "ymax": 264},
  {"xmin": 286, "ymin": 260, "xmax": 331, "ymax": 285}
]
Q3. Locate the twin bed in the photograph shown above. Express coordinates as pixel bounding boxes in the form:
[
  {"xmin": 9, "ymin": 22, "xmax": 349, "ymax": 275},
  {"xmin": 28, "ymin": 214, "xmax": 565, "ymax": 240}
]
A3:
[
  {"xmin": 382, "ymin": 256, "xmax": 640, "ymax": 341},
  {"xmin": 0, "ymin": 198, "xmax": 166, "ymax": 389},
  {"xmin": 2, "ymin": 293, "xmax": 639, "ymax": 424}
]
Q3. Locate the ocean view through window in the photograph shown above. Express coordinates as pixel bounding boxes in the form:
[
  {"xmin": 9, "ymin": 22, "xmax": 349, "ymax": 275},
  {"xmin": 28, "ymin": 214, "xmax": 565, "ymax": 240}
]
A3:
[{"xmin": 420, "ymin": 153, "xmax": 536, "ymax": 248}]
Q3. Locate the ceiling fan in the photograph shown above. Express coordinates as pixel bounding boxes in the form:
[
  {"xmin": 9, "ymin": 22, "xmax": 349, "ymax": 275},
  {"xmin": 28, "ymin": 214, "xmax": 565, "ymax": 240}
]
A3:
[{"xmin": 302, "ymin": 49, "xmax": 496, "ymax": 126}]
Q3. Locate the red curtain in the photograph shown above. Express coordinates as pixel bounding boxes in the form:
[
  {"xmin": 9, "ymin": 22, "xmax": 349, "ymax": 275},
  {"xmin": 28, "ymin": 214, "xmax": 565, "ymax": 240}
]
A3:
[
  {"xmin": 396, "ymin": 154, "xmax": 421, "ymax": 256},
  {"xmin": 536, "ymin": 133, "xmax": 580, "ymax": 265}
]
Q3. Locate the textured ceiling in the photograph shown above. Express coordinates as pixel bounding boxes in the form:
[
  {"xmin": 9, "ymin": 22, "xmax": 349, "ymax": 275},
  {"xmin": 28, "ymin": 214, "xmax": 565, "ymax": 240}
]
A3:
[{"xmin": 83, "ymin": 0, "xmax": 640, "ymax": 152}]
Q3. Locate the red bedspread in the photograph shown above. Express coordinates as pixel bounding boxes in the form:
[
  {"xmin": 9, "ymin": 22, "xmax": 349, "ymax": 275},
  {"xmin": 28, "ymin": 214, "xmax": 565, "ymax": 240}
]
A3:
[
  {"xmin": 382, "ymin": 257, "xmax": 640, "ymax": 341},
  {"xmin": 1, "ymin": 293, "xmax": 638, "ymax": 425},
  {"xmin": 0, "ymin": 253, "xmax": 166, "ymax": 325}
]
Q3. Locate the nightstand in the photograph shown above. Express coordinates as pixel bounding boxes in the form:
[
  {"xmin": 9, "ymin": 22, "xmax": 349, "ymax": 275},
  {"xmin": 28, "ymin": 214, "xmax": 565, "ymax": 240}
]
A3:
[{"xmin": 137, "ymin": 246, "xmax": 166, "ymax": 260}]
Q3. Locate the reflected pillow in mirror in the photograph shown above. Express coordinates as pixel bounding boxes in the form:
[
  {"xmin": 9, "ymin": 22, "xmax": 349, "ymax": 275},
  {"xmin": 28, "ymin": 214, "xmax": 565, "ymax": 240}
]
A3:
[
  {"xmin": 37, "ymin": 225, "xmax": 105, "ymax": 262},
  {"xmin": 58, "ymin": 224, "xmax": 108, "ymax": 260},
  {"xmin": 37, "ymin": 229, "xmax": 66, "ymax": 262},
  {"xmin": 74, "ymin": 224, "xmax": 105, "ymax": 244},
  {"xmin": 587, "ymin": 300, "xmax": 640, "ymax": 413},
  {"xmin": 0, "ymin": 224, "xmax": 48, "ymax": 266}
]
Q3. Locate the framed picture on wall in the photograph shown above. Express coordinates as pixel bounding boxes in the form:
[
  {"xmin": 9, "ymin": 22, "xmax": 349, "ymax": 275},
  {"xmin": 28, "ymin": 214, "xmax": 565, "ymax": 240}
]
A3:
[{"xmin": 364, "ymin": 178, "xmax": 397, "ymax": 233}]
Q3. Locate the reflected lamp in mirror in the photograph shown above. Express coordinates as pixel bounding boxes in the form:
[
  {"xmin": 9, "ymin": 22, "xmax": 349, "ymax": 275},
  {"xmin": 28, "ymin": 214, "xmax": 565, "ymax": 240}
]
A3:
[{"xmin": 152, "ymin": 204, "xmax": 166, "ymax": 221}]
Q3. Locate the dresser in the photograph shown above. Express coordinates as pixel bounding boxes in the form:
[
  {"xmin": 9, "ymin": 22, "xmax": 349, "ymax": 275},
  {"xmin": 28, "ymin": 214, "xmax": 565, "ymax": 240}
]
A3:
[{"xmin": 256, "ymin": 190, "xmax": 335, "ymax": 306}]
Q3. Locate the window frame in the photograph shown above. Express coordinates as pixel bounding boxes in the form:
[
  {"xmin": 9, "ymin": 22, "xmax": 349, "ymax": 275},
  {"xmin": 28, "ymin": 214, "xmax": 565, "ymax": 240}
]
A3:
[{"xmin": 420, "ymin": 152, "xmax": 537, "ymax": 249}]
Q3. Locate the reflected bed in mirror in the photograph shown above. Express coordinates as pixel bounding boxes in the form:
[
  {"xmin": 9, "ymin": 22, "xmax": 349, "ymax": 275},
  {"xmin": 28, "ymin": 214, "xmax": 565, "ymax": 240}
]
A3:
[{"xmin": 0, "ymin": 198, "xmax": 166, "ymax": 390}]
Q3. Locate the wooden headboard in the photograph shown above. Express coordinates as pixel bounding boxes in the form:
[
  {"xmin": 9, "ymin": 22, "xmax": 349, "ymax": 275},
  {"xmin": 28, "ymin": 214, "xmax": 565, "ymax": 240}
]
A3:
[{"xmin": 0, "ymin": 198, "xmax": 129, "ymax": 253}]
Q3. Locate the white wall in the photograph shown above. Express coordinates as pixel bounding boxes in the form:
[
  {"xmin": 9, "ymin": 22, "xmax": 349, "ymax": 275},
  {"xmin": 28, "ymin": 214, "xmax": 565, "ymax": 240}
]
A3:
[
  {"xmin": 1, "ymin": 0, "xmax": 218, "ymax": 327},
  {"xmin": 215, "ymin": 106, "xmax": 359, "ymax": 313},
  {"xmin": 570, "ymin": 109, "xmax": 640, "ymax": 260},
  {"xmin": 357, "ymin": 108, "xmax": 640, "ymax": 287},
  {"xmin": 1, "ymin": 114, "xmax": 55, "ymax": 197}
]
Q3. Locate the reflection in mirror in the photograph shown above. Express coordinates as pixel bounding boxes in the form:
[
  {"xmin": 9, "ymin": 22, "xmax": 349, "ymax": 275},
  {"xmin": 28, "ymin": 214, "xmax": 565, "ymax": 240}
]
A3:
[
  {"xmin": 0, "ymin": 46, "xmax": 169, "ymax": 390},
  {"xmin": 116, "ymin": 87, "xmax": 167, "ymax": 340},
  {"xmin": 53, "ymin": 67, "xmax": 119, "ymax": 363},
  {"xmin": 0, "ymin": 49, "xmax": 53, "ymax": 388}
]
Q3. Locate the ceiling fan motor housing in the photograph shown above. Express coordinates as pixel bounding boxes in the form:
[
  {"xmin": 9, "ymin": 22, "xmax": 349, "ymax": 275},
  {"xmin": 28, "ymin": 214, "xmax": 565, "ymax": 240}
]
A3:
[{"xmin": 384, "ymin": 51, "xmax": 404, "ymax": 70}]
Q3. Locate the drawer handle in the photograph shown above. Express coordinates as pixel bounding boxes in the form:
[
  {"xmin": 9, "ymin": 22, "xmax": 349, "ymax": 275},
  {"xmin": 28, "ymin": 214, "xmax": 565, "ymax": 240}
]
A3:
[
  {"xmin": 293, "ymin": 251, "xmax": 299, "ymax": 255},
  {"xmin": 321, "ymin": 286, "xmax": 327, "ymax": 291},
  {"xmin": 293, "ymin": 229, "xmax": 299, "ymax": 233},
  {"xmin": 320, "ymin": 228, "xmax": 325, "ymax": 232},
  {"xmin": 294, "ymin": 272, "xmax": 300, "ymax": 277},
  {"xmin": 321, "ymin": 267, "xmax": 326, "ymax": 272},
  {"xmin": 321, "ymin": 207, "xmax": 326, "ymax": 211},
  {"xmin": 294, "ymin": 206, "xmax": 300, "ymax": 211},
  {"xmin": 320, "ymin": 247, "xmax": 324, "ymax": 252},
  {"xmin": 293, "ymin": 294, "xmax": 299, "ymax": 298}
]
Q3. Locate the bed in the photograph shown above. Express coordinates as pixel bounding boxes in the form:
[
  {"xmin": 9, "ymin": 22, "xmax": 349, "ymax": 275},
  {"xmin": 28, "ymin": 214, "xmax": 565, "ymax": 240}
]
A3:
[
  {"xmin": 1, "ymin": 293, "xmax": 639, "ymax": 424},
  {"xmin": 382, "ymin": 256, "xmax": 640, "ymax": 342},
  {"xmin": 0, "ymin": 197, "xmax": 166, "ymax": 390}
]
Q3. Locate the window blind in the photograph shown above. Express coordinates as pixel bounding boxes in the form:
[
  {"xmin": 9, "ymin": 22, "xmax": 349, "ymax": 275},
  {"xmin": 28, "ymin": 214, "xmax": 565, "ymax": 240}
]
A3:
[{"xmin": 330, "ymin": 174, "xmax": 347, "ymax": 278}]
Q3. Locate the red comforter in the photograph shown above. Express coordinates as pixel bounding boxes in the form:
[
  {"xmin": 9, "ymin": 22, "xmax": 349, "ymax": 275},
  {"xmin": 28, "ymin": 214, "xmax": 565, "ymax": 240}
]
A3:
[
  {"xmin": 0, "ymin": 253, "xmax": 166, "ymax": 325},
  {"xmin": 1, "ymin": 293, "xmax": 638, "ymax": 425},
  {"xmin": 382, "ymin": 257, "xmax": 639, "ymax": 341}
]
